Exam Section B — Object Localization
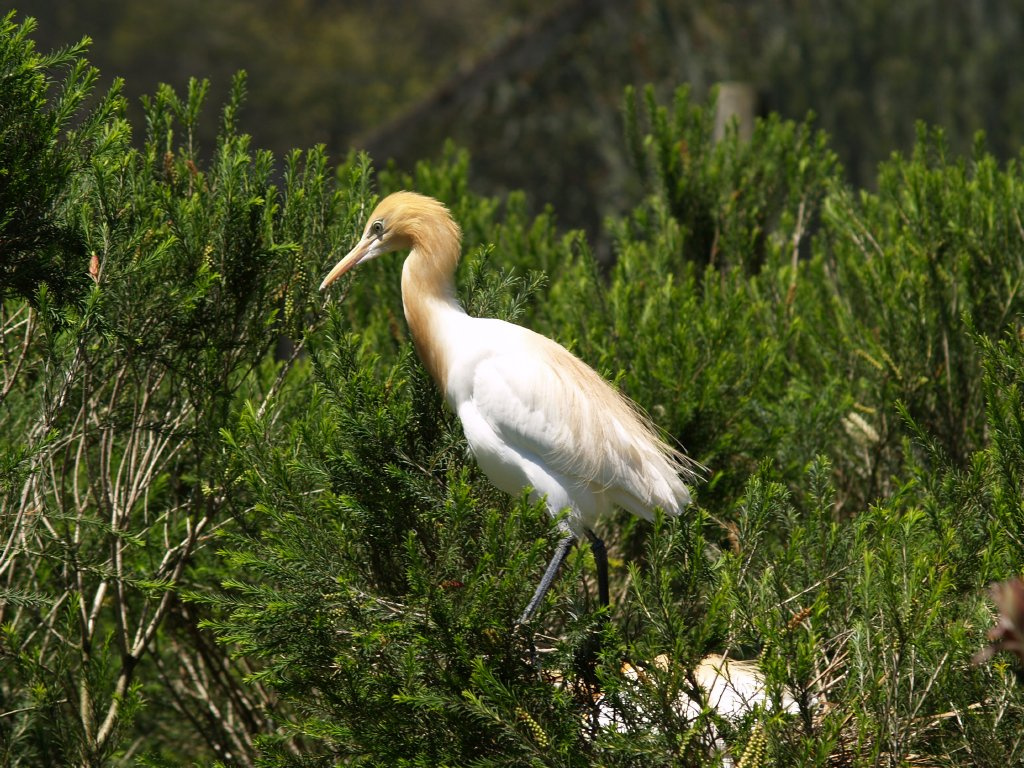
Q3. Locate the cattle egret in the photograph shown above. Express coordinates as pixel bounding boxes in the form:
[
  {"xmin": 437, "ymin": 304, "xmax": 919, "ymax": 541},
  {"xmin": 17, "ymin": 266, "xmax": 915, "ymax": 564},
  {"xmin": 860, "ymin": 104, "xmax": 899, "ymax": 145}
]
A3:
[
  {"xmin": 320, "ymin": 192, "xmax": 697, "ymax": 623},
  {"xmin": 595, "ymin": 654, "xmax": 802, "ymax": 766}
]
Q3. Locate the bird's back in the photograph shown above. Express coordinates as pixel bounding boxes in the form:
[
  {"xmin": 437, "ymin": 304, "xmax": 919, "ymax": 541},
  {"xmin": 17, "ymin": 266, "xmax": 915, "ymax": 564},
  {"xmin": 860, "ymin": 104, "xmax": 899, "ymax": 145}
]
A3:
[{"xmin": 533, "ymin": 333, "xmax": 694, "ymax": 519}]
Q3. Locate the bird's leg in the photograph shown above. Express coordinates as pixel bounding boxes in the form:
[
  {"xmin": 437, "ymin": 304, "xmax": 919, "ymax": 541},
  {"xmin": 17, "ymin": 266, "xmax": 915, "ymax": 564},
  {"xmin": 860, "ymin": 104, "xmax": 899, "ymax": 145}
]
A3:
[
  {"xmin": 519, "ymin": 532, "xmax": 576, "ymax": 624},
  {"xmin": 583, "ymin": 528, "xmax": 610, "ymax": 610},
  {"xmin": 576, "ymin": 529, "xmax": 610, "ymax": 707}
]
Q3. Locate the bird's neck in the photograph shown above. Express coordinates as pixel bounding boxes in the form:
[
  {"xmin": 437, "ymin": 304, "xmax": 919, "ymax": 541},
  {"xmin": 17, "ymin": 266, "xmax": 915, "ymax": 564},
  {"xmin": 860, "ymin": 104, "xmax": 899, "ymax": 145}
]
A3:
[{"xmin": 401, "ymin": 233, "xmax": 466, "ymax": 395}]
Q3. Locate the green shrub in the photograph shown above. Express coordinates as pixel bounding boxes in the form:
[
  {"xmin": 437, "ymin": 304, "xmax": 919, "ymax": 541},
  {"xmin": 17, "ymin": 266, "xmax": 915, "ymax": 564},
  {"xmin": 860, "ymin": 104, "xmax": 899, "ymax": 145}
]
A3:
[{"xmin": 2, "ymin": 14, "xmax": 1024, "ymax": 767}]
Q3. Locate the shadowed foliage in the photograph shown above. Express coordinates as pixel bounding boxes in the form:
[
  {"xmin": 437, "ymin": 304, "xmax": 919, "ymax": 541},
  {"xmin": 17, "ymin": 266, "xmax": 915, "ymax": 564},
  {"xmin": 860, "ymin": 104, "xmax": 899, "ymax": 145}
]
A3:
[{"xmin": 3, "ymin": 13, "xmax": 1024, "ymax": 767}]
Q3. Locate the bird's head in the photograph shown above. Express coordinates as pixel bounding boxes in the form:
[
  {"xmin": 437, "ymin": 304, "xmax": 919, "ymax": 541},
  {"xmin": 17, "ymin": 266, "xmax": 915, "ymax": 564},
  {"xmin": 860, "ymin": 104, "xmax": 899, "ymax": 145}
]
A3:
[{"xmin": 320, "ymin": 191, "xmax": 460, "ymax": 291}]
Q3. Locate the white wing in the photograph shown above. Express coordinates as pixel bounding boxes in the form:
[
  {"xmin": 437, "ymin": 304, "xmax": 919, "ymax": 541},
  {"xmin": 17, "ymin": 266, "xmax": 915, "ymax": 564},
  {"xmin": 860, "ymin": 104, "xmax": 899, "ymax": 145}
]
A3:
[{"xmin": 454, "ymin": 320, "xmax": 694, "ymax": 524}]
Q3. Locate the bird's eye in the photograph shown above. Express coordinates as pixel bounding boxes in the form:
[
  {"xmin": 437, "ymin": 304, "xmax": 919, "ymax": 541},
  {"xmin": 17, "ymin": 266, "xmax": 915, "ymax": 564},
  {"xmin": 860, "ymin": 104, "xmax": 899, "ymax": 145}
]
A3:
[{"xmin": 371, "ymin": 220, "xmax": 384, "ymax": 237}]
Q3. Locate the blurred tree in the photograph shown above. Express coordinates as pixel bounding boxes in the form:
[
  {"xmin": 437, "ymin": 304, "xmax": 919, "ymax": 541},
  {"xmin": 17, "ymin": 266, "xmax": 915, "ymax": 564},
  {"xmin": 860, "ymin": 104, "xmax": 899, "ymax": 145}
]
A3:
[{"xmin": 21, "ymin": 0, "xmax": 1024, "ymax": 237}]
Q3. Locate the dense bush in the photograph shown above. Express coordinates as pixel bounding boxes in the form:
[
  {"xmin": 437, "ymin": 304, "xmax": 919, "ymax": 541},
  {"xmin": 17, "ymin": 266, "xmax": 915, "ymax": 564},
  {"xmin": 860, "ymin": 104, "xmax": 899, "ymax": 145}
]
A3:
[{"xmin": 3, "ymin": 14, "xmax": 1024, "ymax": 767}]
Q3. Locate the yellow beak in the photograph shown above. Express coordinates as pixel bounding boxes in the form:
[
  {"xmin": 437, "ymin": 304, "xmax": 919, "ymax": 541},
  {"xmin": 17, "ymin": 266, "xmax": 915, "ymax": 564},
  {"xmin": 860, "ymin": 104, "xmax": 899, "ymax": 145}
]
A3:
[{"xmin": 319, "ymin": 235, "xmax": 379, "ymax": 291}]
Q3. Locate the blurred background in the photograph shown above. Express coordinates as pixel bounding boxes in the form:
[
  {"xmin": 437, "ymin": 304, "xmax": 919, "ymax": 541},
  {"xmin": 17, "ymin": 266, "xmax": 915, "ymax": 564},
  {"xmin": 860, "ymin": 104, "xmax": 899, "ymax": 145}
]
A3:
[{"xmin": 21, "ymin": 0, "xmax": 1024, "ymax": 234}]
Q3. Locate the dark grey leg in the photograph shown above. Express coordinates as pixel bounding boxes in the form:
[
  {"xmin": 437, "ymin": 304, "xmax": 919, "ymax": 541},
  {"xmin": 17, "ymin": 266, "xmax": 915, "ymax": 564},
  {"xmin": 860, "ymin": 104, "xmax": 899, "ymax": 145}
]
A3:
[
  {"xmin": 519, "ymin": 532, "xmax": 576, "ymax": 623},
  {"xmin": 583, "ymin": 528, "xmax": 609, "ymax": 609}
]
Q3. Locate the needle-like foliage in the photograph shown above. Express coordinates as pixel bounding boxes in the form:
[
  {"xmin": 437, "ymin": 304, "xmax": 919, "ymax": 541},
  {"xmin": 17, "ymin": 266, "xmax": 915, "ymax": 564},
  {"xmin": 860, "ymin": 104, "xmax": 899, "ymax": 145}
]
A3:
[{"xmin": 3, "ymin": 13, "xmax": 1024, "ymax": 767}]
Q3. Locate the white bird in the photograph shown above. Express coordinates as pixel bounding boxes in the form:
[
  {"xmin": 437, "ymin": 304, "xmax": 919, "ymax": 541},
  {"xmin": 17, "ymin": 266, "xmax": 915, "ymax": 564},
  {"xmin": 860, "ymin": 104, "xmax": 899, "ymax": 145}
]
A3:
[
  {"xmin": 596, "ymin": 654, "xmax": 802, "ymax": 767},
  {"xmin": 320, "ymin": 192, "xmax": 697, "ymax": 622}
]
